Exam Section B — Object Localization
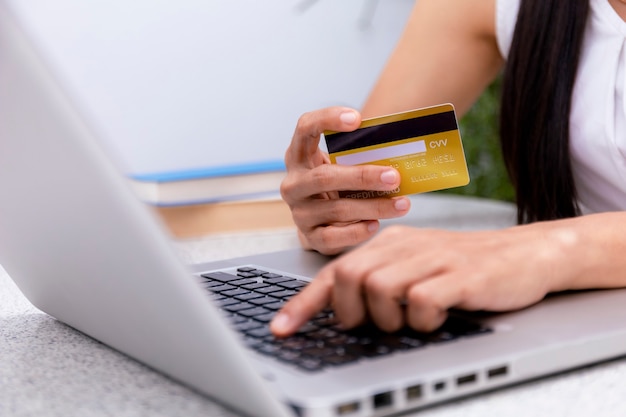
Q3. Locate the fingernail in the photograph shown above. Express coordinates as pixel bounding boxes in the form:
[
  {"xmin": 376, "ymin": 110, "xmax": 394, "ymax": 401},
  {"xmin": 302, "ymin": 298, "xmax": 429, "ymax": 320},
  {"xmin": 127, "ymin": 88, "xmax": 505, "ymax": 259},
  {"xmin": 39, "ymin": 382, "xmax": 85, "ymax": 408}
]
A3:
[
  {"xmin": 393, "ymin": 197, "xmax": 410, "ymax": 211},
  {"xmin": 380, "ymin": 169, "xmax": 398, "ymax": 184},
  {"xmin": 340, "ymin": 111, "xmax": 357, "ymax": 124},
  {"xmin": 367, "ymin": 221, "xmax": 379, "ymax": 233},
  {"xmin": 271, "ymin": 312, "xmax": 293, "ymax": 333}
]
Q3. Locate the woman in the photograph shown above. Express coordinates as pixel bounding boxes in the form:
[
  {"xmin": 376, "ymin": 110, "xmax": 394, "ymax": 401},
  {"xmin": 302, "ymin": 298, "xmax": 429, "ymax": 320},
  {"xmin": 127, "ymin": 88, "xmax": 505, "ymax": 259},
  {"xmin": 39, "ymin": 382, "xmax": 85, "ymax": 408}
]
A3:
[{"xmin": 271, "ymin": 0, "xmax": 626, "ymax": 337}]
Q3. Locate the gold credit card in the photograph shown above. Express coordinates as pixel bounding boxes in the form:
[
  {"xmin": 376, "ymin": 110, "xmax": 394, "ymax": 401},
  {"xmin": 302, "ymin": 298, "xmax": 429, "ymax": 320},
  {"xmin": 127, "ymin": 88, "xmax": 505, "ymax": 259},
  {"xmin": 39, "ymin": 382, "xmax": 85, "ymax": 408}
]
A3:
[{"xmin": 324, "ymin": 103, "xmax": 470, "ymax": 198}]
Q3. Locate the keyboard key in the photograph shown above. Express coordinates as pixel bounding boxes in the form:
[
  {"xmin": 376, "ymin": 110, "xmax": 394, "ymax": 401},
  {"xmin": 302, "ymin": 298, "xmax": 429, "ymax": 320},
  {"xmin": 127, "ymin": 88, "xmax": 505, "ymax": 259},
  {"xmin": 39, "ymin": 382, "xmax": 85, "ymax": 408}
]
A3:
[
  {"xmin": 207, "ymin": 293, "xmax": 227, "ymax": 301},
  {"xmin": 255, "ymin": 343, "xmax": 281, "ymax": 355},
  {"xmin": 234, "ymin": 321, "xmax": 263, "ymax": 332},
  {"xmin": 256, "ymin": 285, "xmax": 284, "ymax": 294},
  {"xmin": 253, "ymin": 312, "xmax": 276, "ymax": 323},
  {"xmin": 234, "ymin": 292, "xmax": 264, "ymax": 301},
  {"xmin": 229, "ymin": 278, "xmax": 259, "ymax": 286},
  {"xmin": 263, "ymin": 301, "xmax": 286, "ymax": 311},
  {"xmin": 199, "ymin": 280, "xmax": 227, "ymax": 289},
  {"xmin": 201, "ymin": 271, "xmax": 241, "ymax": 283},
  {"xmin": 276, "ymin": 281, "xmax": 307, "ymax": 290},
  {"xmin": 210, "ymin": 284, "xmax": 237, "ymax": 293},
  {"xmin": 269, "ymin": 289, "xmax": 298, "ymax": 299},
  {"xmin": 214, "ymin": 298, "xmax": 240, "ymax": 307},
  {"xmin": 238, "ymin": 306, "xmax": 273, "ymax": 318},
  {"xmin": 276, "ymin": 337, "xmax": 317, "ymax": 351},
  {"xmin": 263, "ymin": 277, "xmax": 294, "ymax": 285},
  {"xmin": 261, "ymin": 272, "xmax": 283, "ymax": 279},
  {"xmin": 241, "ymin": 282, "xmax": 270, "ymax": 290},
  {"xmin": 223, "ymin": 302, "xmax": 256, "ymax": 313},
  {"xmin": 237, "ymin": 271, "xmax": 259, "ymax": 278},
  {"xmin": 248, "ymin": 296, "xmax": 281, "ymax": 306},
  {"xmin": 221, "ymin": 288, "xmax": 250, "ymax": 297},
  {"xmin": 246, "ymin": 327, "xmax": 274, "ymax": 339}
]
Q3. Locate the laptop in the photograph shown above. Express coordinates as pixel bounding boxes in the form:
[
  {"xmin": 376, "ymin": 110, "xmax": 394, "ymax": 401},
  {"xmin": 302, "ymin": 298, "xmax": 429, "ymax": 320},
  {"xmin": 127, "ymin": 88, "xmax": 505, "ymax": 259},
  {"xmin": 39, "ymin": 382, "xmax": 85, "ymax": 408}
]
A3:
[{"xmin": 3, "ymin": 5, "xmax": 626, "ymax": 417}]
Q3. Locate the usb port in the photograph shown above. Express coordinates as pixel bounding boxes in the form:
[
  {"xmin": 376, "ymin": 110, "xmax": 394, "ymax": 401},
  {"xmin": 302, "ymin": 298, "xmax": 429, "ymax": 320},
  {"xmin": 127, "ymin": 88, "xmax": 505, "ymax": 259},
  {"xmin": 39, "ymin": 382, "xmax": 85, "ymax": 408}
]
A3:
[
  {"xmin": 487, "ymin": 365, "xmax": 509, "ymax": 379},
  {"xmin": 373, "ymin": 391, "xmax": 393, "ymax": 409},
  {"xmin": 456, "ymin": 373, "xmax": 477, "ymax": 386}
]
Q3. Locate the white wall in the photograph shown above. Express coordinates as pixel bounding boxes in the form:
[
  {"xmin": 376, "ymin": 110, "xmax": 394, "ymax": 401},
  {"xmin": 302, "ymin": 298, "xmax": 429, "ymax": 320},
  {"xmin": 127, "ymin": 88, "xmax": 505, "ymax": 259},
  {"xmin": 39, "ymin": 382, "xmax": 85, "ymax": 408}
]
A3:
[{"xmin": 8, "ymin": 0, "xmax": 414, "ymax": 177}]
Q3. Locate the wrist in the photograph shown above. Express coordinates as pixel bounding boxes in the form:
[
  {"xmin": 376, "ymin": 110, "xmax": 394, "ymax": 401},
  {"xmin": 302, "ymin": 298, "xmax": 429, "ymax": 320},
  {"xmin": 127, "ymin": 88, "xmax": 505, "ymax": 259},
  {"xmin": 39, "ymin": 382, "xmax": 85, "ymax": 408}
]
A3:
[{"xmin": 540, "ymin": 222, "xmax": 582, "ymax": 293}]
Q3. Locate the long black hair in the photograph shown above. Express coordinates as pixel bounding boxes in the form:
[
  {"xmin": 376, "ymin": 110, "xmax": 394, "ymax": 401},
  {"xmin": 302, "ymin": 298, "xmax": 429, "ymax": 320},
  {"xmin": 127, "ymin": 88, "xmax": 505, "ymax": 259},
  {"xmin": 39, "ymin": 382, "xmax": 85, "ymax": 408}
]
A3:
[{"xmin": 499, "ymin": 0, "xmax": 590, "ymax": 224}]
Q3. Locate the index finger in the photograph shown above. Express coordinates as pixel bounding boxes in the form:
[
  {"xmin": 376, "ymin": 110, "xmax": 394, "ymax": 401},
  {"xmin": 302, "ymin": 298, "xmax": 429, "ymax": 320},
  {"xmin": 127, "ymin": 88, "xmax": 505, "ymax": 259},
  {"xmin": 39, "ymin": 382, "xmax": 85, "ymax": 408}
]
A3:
[
  {"xmin": 269, "ymin": 266, "xmax": 335, "ymax": 338},
  {"xmin": 286, "ymin": 107, "xmax": 361, "ymax": 169}
]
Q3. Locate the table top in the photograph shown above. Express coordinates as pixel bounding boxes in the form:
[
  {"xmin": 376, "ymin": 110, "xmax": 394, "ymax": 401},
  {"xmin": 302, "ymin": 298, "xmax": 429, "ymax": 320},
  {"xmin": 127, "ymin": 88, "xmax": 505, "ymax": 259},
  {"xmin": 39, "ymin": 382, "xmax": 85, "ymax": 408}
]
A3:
[{"xmin": 3, "ymin": 194, "xmax": 626, "ymax": 417}]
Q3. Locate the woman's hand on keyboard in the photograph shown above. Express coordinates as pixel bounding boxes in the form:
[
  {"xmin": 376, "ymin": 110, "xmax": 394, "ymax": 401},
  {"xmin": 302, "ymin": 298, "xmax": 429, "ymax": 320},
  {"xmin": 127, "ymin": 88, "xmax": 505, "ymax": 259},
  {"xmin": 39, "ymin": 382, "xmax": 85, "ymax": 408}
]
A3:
[
  {"xmin": 271, "ymin": 222, "xmax": 564, "ymax": 336},
  {"xmin": 280, "ymin": 107, "xmax": 410, "ymax": 255}
]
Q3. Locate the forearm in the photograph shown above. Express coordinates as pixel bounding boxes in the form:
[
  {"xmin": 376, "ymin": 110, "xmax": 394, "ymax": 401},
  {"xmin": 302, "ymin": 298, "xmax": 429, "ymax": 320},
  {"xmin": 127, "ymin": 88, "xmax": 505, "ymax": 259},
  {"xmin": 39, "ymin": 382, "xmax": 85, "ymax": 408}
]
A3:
[{"xmin": 528, "ymin": 212, "xmax": 626, "ymax": 292}]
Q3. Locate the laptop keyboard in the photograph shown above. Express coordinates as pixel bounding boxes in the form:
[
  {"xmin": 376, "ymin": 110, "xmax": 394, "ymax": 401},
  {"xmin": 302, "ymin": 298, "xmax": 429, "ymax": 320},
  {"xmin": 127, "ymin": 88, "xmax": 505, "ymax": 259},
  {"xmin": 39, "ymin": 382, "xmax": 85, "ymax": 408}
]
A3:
[{"xmin": 200, "ymin": 266, "xmax": 492, "ymax": 372}]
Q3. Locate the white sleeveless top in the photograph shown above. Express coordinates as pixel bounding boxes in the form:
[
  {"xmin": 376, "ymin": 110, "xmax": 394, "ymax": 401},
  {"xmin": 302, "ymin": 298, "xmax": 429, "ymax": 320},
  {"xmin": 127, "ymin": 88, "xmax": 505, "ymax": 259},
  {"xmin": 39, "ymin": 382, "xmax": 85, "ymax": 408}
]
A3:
[{"xmin": 496, "ymin": 0, "xmax": 626, "ymax": 213}]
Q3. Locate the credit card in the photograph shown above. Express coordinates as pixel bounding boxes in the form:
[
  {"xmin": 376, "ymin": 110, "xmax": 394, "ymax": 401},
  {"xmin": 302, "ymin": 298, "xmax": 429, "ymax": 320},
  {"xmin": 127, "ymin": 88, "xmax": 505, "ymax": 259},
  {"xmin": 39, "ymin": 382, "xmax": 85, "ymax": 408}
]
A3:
[{"xmin": 324, "ymin": 103, "xmax": 470, "ymax": 198}]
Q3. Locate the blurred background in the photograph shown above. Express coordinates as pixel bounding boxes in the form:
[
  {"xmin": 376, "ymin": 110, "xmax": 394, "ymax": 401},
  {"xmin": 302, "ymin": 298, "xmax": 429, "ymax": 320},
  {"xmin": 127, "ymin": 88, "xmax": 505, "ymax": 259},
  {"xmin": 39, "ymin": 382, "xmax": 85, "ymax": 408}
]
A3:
[
  {"xmin": 439, "ymin": 76, "xmax": 515, "ymax": 203},
  {"xmin": 9, "ymin": 0, "xmax": 515, "ymax": 236}
]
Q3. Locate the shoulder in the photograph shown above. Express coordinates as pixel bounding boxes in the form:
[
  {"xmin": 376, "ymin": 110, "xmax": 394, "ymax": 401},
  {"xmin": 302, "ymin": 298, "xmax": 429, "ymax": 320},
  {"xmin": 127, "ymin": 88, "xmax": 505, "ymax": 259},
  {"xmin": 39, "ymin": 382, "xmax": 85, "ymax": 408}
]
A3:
[{"xmin": 409, "ymin": 0, "xmax": 500, "ymax": 42}]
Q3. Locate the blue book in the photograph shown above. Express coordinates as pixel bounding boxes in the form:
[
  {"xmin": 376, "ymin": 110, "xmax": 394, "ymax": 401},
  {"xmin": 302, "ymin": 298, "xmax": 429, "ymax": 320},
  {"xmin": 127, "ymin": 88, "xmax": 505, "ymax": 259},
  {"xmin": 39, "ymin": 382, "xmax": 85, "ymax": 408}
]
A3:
[{"xmin": 128, "ymin": 160, "xmax": 286, "ymax": 207}]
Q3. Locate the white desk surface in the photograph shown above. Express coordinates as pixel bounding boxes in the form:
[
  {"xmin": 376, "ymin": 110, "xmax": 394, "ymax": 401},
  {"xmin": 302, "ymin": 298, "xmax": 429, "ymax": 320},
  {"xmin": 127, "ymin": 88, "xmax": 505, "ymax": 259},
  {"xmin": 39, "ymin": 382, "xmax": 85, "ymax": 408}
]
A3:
[{"xmin": 3, "ymin": 194, "xmax": 626, "ymax": 417}]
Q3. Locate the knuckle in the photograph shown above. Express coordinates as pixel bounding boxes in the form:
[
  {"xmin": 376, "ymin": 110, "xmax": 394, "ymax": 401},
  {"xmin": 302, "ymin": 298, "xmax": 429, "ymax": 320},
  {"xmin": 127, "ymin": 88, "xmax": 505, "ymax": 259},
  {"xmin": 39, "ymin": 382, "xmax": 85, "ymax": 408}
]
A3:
[
  {"xmin": 326, "ymin": 200, "xmax": 351, "ymax": 221},
  {"xmin": 340, "ymin": 224, "xmax": 370, "ymax": 249},
  {"xmin": 295, "ymin": 111, "xmax": 314, "ymax": 133},
  {"xmin": 315, "ymin": 228, "xmax": 344, "ymax": 255},
  {"xmin": 279, "ymin": 175, "xmax": 297, "ymax": 201},
  {"xmin": 406, "ymin": 285, "xmax": 431, "ymax": 307},
  {"xmin": 310, "ymin": 168, "xmax": 334, "ymax": 190},
  {"xmin": 358, "ymin": 167, "xmax": 368, "ymax": 187},
  {"xmin": 374, "ymin": 199, "xmax": 394, "ymax": 218},
  {"xmin": 363, "ymin": 272, "xmax": 393, "ymax": 298},
  {"xmin": 290, "ymin": 205, "xmax": 310, "ymax": 227},
  {"xmin": 333, "ymin": 261, "xmax": 361, "ymax": 284},
  {"xmin": 405, "ymin": 287, "xmax": 448, "ymax": 332},
  {"xmin": 295, "ymin": 111, "xmax": 324, "ymax": 142},
  {"xmin": 379, "ymin": 225, "xmax": 407, "ymax": 239}
]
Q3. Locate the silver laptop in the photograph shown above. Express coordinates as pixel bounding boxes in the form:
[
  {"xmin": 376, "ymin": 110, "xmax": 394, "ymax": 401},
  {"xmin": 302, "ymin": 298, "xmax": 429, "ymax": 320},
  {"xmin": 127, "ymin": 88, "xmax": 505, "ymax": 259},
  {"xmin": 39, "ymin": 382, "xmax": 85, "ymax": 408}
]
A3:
[{"xmin": 4, "ymin": 5, "xmax": 626, "ymax": 417}]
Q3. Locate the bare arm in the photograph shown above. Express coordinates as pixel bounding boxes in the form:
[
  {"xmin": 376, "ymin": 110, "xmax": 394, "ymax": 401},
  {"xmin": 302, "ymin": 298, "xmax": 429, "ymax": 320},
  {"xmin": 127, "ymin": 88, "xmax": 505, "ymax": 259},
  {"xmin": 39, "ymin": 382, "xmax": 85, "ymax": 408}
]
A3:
[
  {"xmin": 362, "ymin": 0, "xmax": 503, "ymax": 118},
  {"xmin": 271, "ymin": 211, "xmax": 626, "ymax": 336}
]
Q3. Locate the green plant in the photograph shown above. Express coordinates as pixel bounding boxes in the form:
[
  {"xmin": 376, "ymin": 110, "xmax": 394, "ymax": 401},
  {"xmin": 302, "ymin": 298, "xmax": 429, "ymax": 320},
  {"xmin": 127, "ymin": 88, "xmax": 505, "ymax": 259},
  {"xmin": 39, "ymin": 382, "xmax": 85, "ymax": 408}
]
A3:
[{"xmin": 437, "ymin": 77, "xmax": 515, "ymax": 202}]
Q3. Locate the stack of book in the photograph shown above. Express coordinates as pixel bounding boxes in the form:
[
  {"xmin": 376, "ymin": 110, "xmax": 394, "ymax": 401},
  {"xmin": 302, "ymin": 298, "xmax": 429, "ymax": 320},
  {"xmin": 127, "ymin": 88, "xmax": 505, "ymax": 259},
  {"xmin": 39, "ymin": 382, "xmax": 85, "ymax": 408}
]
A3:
[{"xmin": 128, "ymin": 162, "xmax": 294, "ymax": 237}]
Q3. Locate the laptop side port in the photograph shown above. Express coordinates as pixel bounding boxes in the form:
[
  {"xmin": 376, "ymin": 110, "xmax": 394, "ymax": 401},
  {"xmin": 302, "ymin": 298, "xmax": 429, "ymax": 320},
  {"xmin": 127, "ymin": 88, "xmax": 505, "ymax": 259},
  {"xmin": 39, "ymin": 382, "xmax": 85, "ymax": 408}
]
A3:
[
  {"xmin": 487, "ymin": 365, "xmax": 509, "ymax": 379},
  {"xmin": 433, "ymin": 381, "xmax": 446, "ymax": 393},
  {"xmin": 406, "ymin": 384, "xmax": 423, "ymax": 401},
  {"xmin": 336, "ymin": 401, "xmax": 360, "ymax": 415},
  {"xmin": 372, "ymin": 391, "xmax": 393, "ymax": 409},
  {"xmin": 456, "ymin": 373, "xmax": 477, "ymax": 387}
]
